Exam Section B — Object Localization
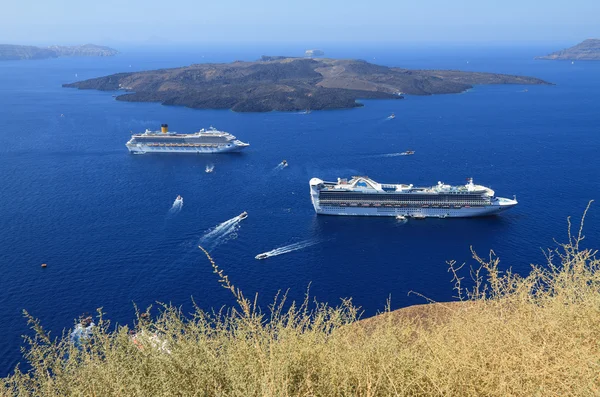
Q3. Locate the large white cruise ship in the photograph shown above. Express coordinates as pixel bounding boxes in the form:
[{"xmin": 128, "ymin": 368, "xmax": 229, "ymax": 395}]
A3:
[
  {"xmin": 309, "ymin": 176, "xmax": 517, "ymax": 218},
  {"xmin": 126, "ymin": 124, "xmax": 249, "ymax": 154}
]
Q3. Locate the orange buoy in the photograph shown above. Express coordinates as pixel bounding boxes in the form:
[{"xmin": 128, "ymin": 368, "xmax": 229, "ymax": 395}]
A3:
[{"xmin": 41, "ymin": 263, "xmax": 47, "ymax": 268}]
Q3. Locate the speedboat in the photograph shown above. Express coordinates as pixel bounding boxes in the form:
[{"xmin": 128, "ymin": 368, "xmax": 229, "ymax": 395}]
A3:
[
  {"xmin": 395, "ymin": 215, "xmax": 407, "ymax": 221},
  {"xmin": 400, "ymin": 150, "xmax": 415, "ymax": 156},
  {"xmin": 412, "ymin": 214, "xmax": 426, "ymax": 219},
  {"xmin": 255, "ymin": 253, "xmax": 269, "ymax": 260},
  {"xmin": 205, "ymin": 164, "xmax": 214, "ymax": 173},
  {"xmin": 238, "ymin": 211, "xmax": 248, "ymax": 220},
  {"xmin": 175, "ymin": 195, "xmax": 183, "ymax": 204},
  {"xmin": 389, "ymin": 113, "xmax": 395, "ymax": 119},
  {"xmin": 281, "ymin": 160, "xmax": 288, "ymax": 167}
]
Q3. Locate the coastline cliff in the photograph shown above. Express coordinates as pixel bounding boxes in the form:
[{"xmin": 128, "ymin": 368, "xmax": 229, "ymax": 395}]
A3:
[{"xmin": 0, "ymin": 44, "xmax": 119, "ymax": 61}]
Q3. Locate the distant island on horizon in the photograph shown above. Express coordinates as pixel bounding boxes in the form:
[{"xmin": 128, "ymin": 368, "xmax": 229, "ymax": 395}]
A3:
[
  {"xmin": 0, "ymin": 44, "xmax": 119, "ymax": 61},
  {"xmin": 536, "ymin": 39, "xmax": 600, "ymax": 61},
  {"xmin": 63, "ymin": 56, "xmax": 551, "ymax": 112}
]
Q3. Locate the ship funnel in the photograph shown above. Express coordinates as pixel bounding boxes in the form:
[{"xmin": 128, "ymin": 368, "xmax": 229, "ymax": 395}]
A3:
[{"xmin": 161, "ymin": 124, "xmax": 168, "ymax": 134}]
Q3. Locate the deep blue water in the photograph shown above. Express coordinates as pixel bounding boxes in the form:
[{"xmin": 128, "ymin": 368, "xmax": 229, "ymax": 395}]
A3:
[{"xmin": 1, "ymin": 44, "xmax": 599, "ymax": 374}]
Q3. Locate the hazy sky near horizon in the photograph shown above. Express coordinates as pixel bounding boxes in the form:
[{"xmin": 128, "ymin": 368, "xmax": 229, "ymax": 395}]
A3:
[{"xmin": 2, "ymin": 0, "xmax": 598, "ymax": 45}]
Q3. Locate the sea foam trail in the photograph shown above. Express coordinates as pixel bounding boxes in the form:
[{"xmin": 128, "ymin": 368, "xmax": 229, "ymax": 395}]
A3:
[
  {"xmin": 366, "ymin": 152, "xmax": 410, "ymax": 158},
  {"xmin": 198, "ymin": 214, "xmax": 246, "ymax": 251},
  {"xmin": 273, "ymin": 162, "xmax": 288, "ymax": 171},
  {"xmin": 256, "ymin": 239, "xmax": 320, "ymax": 260},
  {"xmin": 167, "ymin": 199, "xmax": 183, "ymax": 216}
]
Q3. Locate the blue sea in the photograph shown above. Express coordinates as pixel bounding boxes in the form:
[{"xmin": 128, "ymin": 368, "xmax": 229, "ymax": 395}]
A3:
[{"xmin": 0, "ymin": 44, "xmax": 599, "ymax": 374}]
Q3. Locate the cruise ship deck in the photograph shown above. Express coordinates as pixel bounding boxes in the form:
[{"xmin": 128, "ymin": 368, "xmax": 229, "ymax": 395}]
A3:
[{"xmin": 309, "ymin": 176, "xmax": 517, "ymax": 218}]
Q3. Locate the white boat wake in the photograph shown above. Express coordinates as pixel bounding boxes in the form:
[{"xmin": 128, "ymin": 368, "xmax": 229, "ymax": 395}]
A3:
[
  {"xmin": 274, "ymin": 161, "xmax": 288, "ymax": 171},
  {"xmin": 198, "ymin": 213, "xmax": 247, "ymax": 250},
  {"xmin": 255, "ymin": 239, "xmax": 320, "ymax": 260},
  {"xmin": 366, "ymin": 152, "xmax": 405, "ymax": 158},
  {"xmin": 205, "ymin": 164, "xmax": 214, "ymax": 173},
  {"xmin": 381, "ymin": 152, "xmax": 406, "ymax": 157},
  {"xmin": 167, "ymin": 199, "xmax": 183, "ymax": 216},
  {"xmin": 368, "ymin": 151, "xmax": 414, "ymax": 158}
]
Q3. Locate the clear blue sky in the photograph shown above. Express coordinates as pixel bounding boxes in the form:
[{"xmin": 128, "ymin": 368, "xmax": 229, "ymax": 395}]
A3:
[{"xmin": 2, "ymin": 0, "xmax": 598, "ymax": 45}]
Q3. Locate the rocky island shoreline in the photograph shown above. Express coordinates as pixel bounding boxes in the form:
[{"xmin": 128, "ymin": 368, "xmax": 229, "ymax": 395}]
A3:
[
  {"xmin": 64, "ymin": 56, "xmax": 551, "ymax": 112},
  {"xmin": 536, "ymin": 39, "xmax": 600, "ymax": 61},
  {"xmin": 0, "ymin": 44, "xmax": 119, "ymax": 61}
]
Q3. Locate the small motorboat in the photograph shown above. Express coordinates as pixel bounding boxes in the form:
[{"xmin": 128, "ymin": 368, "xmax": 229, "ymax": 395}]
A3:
[
  {"xmin": 395, "ymin": 215, "xmax": 407, "ymax": 221},
  {"xmin": 281, "ymin": 160, "xmax": 288, "ymax": 167},
  {"xmin": 400, "ymin": 150, "xmax": 415, "ymax": 156},
  {"xmin": 255, "ymin": 253, "xmax": 269, "ymax": 260},
  {"xmin": 175, "ymin": 195, "xmax": 183, "ymax": 204},
  {"xmin": 389, "ymin": 113, "xmax": 395, "ymax": 119},
  {"xmin": 205, "ymin": 164, "xmax": 214, "ymax": 173},
  {"xmin": 412, "ymin": 214, "xmax": 426, "ymax": 219},
  {"xmin": 238, "ymin": 211, "xmax": 248, "ymax": 220}
]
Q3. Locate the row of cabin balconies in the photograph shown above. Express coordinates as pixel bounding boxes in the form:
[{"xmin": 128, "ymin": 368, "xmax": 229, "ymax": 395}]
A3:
[{"xmin": 319, "ymin": 200, "xmax": 488, "ymax": 208}]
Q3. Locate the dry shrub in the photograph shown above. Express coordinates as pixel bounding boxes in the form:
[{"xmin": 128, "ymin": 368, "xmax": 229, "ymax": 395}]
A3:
[{"xmin": 3, "ymin": 204, "xmax": 600, "ymax": 396}]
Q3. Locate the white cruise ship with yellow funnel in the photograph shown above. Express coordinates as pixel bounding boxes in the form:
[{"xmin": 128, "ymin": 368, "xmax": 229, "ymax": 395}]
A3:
[
  {"xmin": 309, "ymin": 176, "xmax": 517, "ymax": 218},
  {"xmin": 126, "ymin": 124, "xmax": 249, "ymax": 154}
]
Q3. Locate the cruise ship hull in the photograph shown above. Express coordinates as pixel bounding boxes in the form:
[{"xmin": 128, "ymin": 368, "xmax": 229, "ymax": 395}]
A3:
[
  {"xmin": 311, "ymin": 203, "xmax": 515, "ymax": 218},
  {"xmin": 127, "ymin": 144, "xmax": 247, "ymax": 154},
  {"xmin": 309, "ymin": 177, "xmax": 517, "ymax": 218},
  {"xmin": 126, "ymin": 125, "xmax": 249, "ymax": 154}
]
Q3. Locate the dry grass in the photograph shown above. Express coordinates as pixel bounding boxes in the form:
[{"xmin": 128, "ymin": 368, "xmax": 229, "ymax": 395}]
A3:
[{"xmin": 3, "ymin": 204, "xmax": 600, "ymax": 396}]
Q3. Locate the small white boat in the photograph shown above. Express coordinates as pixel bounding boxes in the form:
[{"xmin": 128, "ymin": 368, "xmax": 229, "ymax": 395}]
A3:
[
  {"xmin": 205, "ymin": 164, "xmax": 214, "ymax": 173},
  {"xmin": 389, "ymin": 113, "xmax": 395, "ymax": 119},
  {"xmin": 412, "ymin": 214, "xmax": 426, "ymax": 219},
  {"xmin": 132, "ymin": 151, "xmax": 146, "ymax": 155},
  {"xmin": 281, "ymin": 160, "xmax": 288, "ymax": 167},
  {"xmin": 395, "ymin": 215, "xmax": 407, "ymax": 221},
  {"xmin": 255, "ymin": 253, "xmax": 269, "ymax": 260},
  {"xmin": 238, "ymin": 211, "xmax": 248, "ymax": 220},
  {"xmin": 175, "ymin": 195, "xmax": 183, "ymax": 204}
]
